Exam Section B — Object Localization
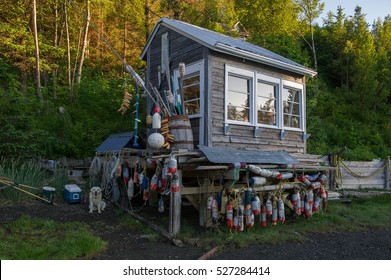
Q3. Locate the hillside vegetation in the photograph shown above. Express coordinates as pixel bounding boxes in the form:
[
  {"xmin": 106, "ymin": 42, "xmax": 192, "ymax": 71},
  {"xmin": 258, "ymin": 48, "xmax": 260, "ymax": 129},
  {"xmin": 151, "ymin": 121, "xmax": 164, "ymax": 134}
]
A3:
[{"xmin": 1, "ymin": 0, "xmax": 390, "ymax": 160}]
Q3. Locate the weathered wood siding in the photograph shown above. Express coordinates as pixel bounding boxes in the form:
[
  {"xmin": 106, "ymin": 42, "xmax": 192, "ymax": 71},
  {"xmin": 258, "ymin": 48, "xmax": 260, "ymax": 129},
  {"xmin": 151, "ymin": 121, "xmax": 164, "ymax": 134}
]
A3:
[
  {"xmin": 337, "ymin": 160, "xmax": 390, "ymax": 189},
  {"xmin": 147, "ymin": 27, "xmax": 206, "ymax": 89},
  {"xmin": 145, "ymin": 26, "xmax": 208, "ymax": 147},
  {"xmin": 208, "ymin": 52, "xmax": 306, "ymax": 153}
]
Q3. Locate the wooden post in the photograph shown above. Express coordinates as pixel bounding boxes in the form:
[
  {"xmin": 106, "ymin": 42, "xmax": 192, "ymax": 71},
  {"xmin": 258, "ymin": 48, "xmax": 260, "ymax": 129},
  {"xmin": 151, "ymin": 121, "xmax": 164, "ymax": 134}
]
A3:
[
  {"xmin": 384, "ymin": 160, "xmax": 390, "ymax": 189},
  {"xmin": 169, "ymin": 170, "xmax": 182, "ymax": 235},
  {"xmin": 329, "ymin": 153, "xmax": 336, "ymax": 189}
]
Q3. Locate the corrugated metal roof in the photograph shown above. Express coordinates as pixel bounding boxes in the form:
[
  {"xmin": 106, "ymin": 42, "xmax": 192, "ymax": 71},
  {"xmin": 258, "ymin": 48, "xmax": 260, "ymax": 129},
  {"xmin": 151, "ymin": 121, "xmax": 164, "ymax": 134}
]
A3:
[
  {"xmin": 140, "ymin": 18, "xmax": 317, "ymax": 77},
  {"xmin": 96, "ymin": 132, "xmax": 134, "ymax": 153},
  {"xmin": 199, "ymin": 146, "xmax": 299, "ymax": 165}
]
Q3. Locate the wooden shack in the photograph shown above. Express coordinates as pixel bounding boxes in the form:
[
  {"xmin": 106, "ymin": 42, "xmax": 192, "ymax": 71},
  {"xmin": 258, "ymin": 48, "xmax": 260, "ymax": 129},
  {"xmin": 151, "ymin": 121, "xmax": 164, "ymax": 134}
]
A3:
[{"xmin": 92, "ymin": 18, "xmax": 331, "ymax": 237}]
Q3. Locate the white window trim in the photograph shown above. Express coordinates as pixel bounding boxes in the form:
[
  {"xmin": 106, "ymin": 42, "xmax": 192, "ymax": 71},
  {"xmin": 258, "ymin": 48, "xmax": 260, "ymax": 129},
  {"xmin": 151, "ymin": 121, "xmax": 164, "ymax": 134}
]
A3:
[
  {"xmin": 173, "ymin": 60, "xmax": 205, "ymax": 146},
  {"xmin": 256, "ymin": 73, "xmax": 280, "ymax": 129},
  {"xmin": 225, "ymin": 65, "xmax": 255, "ymax": 126},
  {"xmin": 174, "ymin": 60, "xmax": 204, "ymax": 119},
  {"xmin": 282, "ymin": 80, "xmax": 304, "ymax": 132},
  {"xmin": 224, "ymin": 64, "xmax": 306, "ymax": 133}
]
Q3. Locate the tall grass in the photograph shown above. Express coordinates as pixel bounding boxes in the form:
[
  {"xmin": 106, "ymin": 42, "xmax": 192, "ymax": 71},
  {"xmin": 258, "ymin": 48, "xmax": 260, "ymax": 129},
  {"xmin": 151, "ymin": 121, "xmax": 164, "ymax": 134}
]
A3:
[{"xmin": 0, "ymin": 157, "xmax": 68, "ymax": 203}]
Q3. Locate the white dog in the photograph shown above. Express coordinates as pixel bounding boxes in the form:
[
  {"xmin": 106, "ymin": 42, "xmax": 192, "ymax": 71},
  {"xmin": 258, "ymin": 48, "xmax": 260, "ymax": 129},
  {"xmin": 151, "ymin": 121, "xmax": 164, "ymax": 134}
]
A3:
[{"xmin": 89, "ymin": 186, "xmax": 106, "ymax": 213}]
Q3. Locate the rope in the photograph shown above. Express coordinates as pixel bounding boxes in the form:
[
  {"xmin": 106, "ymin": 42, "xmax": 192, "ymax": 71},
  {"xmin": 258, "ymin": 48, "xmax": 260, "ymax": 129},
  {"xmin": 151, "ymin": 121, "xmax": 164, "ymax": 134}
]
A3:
[{"xmin": 339, "ymin": 158, "xmax": 385, "ymax": 178}]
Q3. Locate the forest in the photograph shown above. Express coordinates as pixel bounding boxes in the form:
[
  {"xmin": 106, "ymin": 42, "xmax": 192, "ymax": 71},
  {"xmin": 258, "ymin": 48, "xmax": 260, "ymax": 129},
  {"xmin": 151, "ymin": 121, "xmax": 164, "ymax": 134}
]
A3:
[{"xmin": 0, "ymin": 0, "xmax": 390, "ymax": 160}]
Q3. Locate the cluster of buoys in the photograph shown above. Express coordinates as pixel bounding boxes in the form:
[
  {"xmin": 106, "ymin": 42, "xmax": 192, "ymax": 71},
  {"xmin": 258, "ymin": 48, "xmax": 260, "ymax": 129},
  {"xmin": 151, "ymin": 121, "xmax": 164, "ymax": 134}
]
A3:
[
  {"xmin": 215, "ymin": 189, "xmax": 286, "ymax": 232},
  {"xmin": 203, "ymin": 167, "xmax": 329, "ymax": 232}
]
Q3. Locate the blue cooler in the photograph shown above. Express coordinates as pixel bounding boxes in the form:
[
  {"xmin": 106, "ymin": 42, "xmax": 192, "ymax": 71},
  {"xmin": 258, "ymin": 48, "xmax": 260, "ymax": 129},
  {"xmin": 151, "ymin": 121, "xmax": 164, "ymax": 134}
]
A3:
[{"xmin": 64, "ymin": 184, "xmax": 82, "ymax": 203}]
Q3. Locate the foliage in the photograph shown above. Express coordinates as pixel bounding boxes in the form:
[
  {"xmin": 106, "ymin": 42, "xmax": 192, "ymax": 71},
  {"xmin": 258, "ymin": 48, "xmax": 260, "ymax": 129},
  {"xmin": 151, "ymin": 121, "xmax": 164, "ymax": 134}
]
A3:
[
  {"xmin": 0, "ymin": 215, "xmax": 107, "ymax": 259},
  {"xmin": 0, "ymin": 157, "xmax": 68, "ymax": 203},
  {"xmin": 0, "ymin": 0, "xmax": 390, "ymax": 160}
]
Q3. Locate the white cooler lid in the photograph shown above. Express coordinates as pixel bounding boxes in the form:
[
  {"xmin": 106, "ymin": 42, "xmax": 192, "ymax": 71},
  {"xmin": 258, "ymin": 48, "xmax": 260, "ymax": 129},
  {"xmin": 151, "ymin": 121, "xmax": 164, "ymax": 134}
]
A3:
[{"xmin": 64, "ymin": 184, "xmax": 81, "ymax": 192}]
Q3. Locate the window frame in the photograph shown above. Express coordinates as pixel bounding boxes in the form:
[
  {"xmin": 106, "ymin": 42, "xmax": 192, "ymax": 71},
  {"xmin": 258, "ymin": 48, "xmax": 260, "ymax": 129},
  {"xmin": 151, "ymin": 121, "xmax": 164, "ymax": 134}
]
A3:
[
  {"xmin": 224, "ymin": 65, "xmax": 305, "ymax": 133},
  {"xmin": 174, "ymin": 60, "xmax": 204, "ymax": 119},
  {"xmin": 225, "ymin": 66, "xmax": 255, "ymax": 125}
]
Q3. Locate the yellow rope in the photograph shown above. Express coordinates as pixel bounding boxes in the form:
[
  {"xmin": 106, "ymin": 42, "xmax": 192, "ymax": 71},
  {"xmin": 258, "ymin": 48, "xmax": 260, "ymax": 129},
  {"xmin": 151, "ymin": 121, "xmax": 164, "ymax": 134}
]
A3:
[{"xmin": 338, "ymin": 158, "xmax": 385, "ymax": 178}]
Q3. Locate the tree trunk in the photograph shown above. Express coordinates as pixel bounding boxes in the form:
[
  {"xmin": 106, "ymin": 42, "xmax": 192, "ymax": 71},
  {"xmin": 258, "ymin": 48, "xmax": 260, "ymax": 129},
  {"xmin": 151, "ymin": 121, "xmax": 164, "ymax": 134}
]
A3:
[
  {"xmin": 310, "ymin": 23, "xmax": 318, "ymax": 71},
  {"xmin": 75, "ymin": 0, "xmax": 90, "ymax": 87},
  {"xmin": 32, "ymin": 0, "xmax": 43, "ymax": 102},
  {"xmin": 52, "ymin": 0, "xmax": 58, "ymax": 98},
  {"xmin": 64, "ymin": 0, "xmax": 72, "ymax": 96}
]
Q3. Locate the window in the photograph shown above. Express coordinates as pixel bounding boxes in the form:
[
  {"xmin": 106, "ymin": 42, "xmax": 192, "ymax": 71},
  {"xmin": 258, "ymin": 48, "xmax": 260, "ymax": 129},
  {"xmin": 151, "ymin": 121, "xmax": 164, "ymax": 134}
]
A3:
[
  {"xmin": 257, "ymin": 80, "xmax": 277, "ymax": 126},
  {"xmin": 174, "ymin": 60, "xmax": 204, "ymax": 118},
  {"xmin": 227, "ymin": 74, "xmax": 251, "ymax": 122},
  {"xmin": 225, "ymin": 65, "xmax": 305, "ymax": 132},
  {"xmin": 182, "ymin": 74, "xmax": 200, "ymax": 115},
  {"xmin": 283, "ymin": 87, "xmax": 301, "ymax": 128}
]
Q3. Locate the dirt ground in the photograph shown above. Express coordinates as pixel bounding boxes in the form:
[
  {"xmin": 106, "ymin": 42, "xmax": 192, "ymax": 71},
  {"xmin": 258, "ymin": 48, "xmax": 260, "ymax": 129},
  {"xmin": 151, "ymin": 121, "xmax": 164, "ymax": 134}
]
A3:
[{"xmin": 1, "ymin": 199, "xmax": 391, "ymax": 260}]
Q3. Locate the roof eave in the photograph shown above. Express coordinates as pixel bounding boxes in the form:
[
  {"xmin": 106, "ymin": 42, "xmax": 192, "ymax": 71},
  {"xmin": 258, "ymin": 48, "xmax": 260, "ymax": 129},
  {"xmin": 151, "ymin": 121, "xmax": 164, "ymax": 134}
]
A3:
[{"xmin": 214, "ymin": 43, "xmax": 317, "ymax": 78}]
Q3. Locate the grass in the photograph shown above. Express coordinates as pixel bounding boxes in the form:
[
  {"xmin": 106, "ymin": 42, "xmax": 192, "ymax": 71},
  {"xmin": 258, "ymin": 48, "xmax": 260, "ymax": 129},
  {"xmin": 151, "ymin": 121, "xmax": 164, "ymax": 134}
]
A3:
[
  {"xmin": 0, "ymin": 215, "xmax": 107, "ymax": 260},
  {"xmin": 176, "ymin": 193, "xmax": 391, "ymax": 251}
]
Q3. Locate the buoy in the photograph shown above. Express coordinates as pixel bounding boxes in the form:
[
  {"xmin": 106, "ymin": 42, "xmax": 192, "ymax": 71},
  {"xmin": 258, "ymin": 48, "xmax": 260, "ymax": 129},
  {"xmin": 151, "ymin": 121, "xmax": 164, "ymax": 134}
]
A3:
[
  {"xmin": 251, "ymin": 195, "xmax": 261, "ymax": 215},
  {"xmin": 278, "ymin": 198, "xmax": 285, "ymax": 223},
  {"xmin": 278, "ymin": 172, "xmax": 294, "ymax": 180},
  {"xmin": 298, "ymin": 175, "xmax": 311, "ymax": 187},
  {"xmin": 317, "ymin": 174, "xmax": 327, "ymax": 185},
  {"xmin": 249, "ymin": 177, "xmax": 267, "ymax": 186},
  {"xmin": 313, "ymin": 195, "xmax": 321, "ymax": 212},
  {"xmin": 226, "ymin": 200, "xmax": 233, "ymax": 229},
  {"xmin": 272, "ymin": 201, "xmax": 278, "ymax": 226},
  {"xmin": 233, "ymin": 209, "xmax": 239, "ymax": 230},
  {"xmin": 168, "ymin": 154, "xmax": 177, "ymax": 174},
  {"xmin": 127, "ymin": 178, "xmax": 134, "ymax": 199},
  {"xmin": 148, "ymin": 132, "xmax": 165, "ymax": 149},
  {"xmin": 248, "ymin": 165, "xmax": 281, "ymax": 179},
  {"xmin": 152, "ymin": 107, "xmax": 161, "ymax": 129},
  {"xmin": 260, "ymin": 204, "xmax": 267, "ymax": 228},
  {"xmin": 291, "ymin": 190, "xmax": 299, "ymax": 206},
  {"xmin": 306, "ymin": 173, "xmax": 319, "ymax": 181},
  {"xmin": 150, "ymin": 173, "xmax": 158, "ymax": 190},
  {"xmin": 245, "ymin": 206, "xmax": 254, "ymax": 228},
  {"xmin": 265, "ymin": 197, "xmax": 272, "ymax": 216},
  {"xmin": 158, "ymin": 198, "xmax": 164, "ymax": 213},
  {"xmin": 211, "ymin": 198, "xmax": 218, "ymax": 224}
]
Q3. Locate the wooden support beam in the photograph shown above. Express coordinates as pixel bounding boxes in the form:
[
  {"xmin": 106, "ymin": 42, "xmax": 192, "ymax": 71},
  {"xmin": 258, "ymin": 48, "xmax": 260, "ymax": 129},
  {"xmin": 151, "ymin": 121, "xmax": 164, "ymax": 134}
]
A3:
[{"xmin": 181, "ymin": 185, "xmax": 223, "ymax": 195}]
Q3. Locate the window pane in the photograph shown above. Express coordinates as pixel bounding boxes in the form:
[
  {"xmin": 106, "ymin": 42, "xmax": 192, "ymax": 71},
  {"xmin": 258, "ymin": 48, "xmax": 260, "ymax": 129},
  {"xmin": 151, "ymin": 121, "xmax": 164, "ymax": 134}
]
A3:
[
  {"xmin": 227, "ymin": 74, "xmax": 251, "ymax": 122},
  {"xmin": 227, "ymin": 105, "xmax": 249, "ymax": 122},
  {"xmin": 283, "ymin": 87, "xmax": 301, "ymax": 128},
  {"xmin": 257, "ymin": 81, "xmax": 277, "ymax": 125},
  {"xmin": 228, "ymin": 75, "xmax": 250, "ymax": 93},
  {"xmin": 183, "ymin": 84, "xmax": 199, "ymax": 101},
  {"xmin": 284, "ymin": 115, "xmax": 300, "ymax": 128},
  {"xmin": 257, "ymin": 82, "xmax": 276, "ymax": 99},
  {"xmin": 182, "ymin": 74, "xmax": 200, "ymax": 115},
  {"xmin": 184, "ymin": 100, "xmax": 200, "ymax": 115},
  {"xmin": 258, "ymin": 111, "xmax": 276, "ymax": 125}
]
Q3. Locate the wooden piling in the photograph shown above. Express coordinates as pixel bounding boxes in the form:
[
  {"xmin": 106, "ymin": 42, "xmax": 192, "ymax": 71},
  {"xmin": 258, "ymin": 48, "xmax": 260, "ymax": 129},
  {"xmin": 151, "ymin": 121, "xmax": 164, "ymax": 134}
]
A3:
[{"xmin": 169, "ymin": 170, "xmax": 182, "ymax": 235}]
